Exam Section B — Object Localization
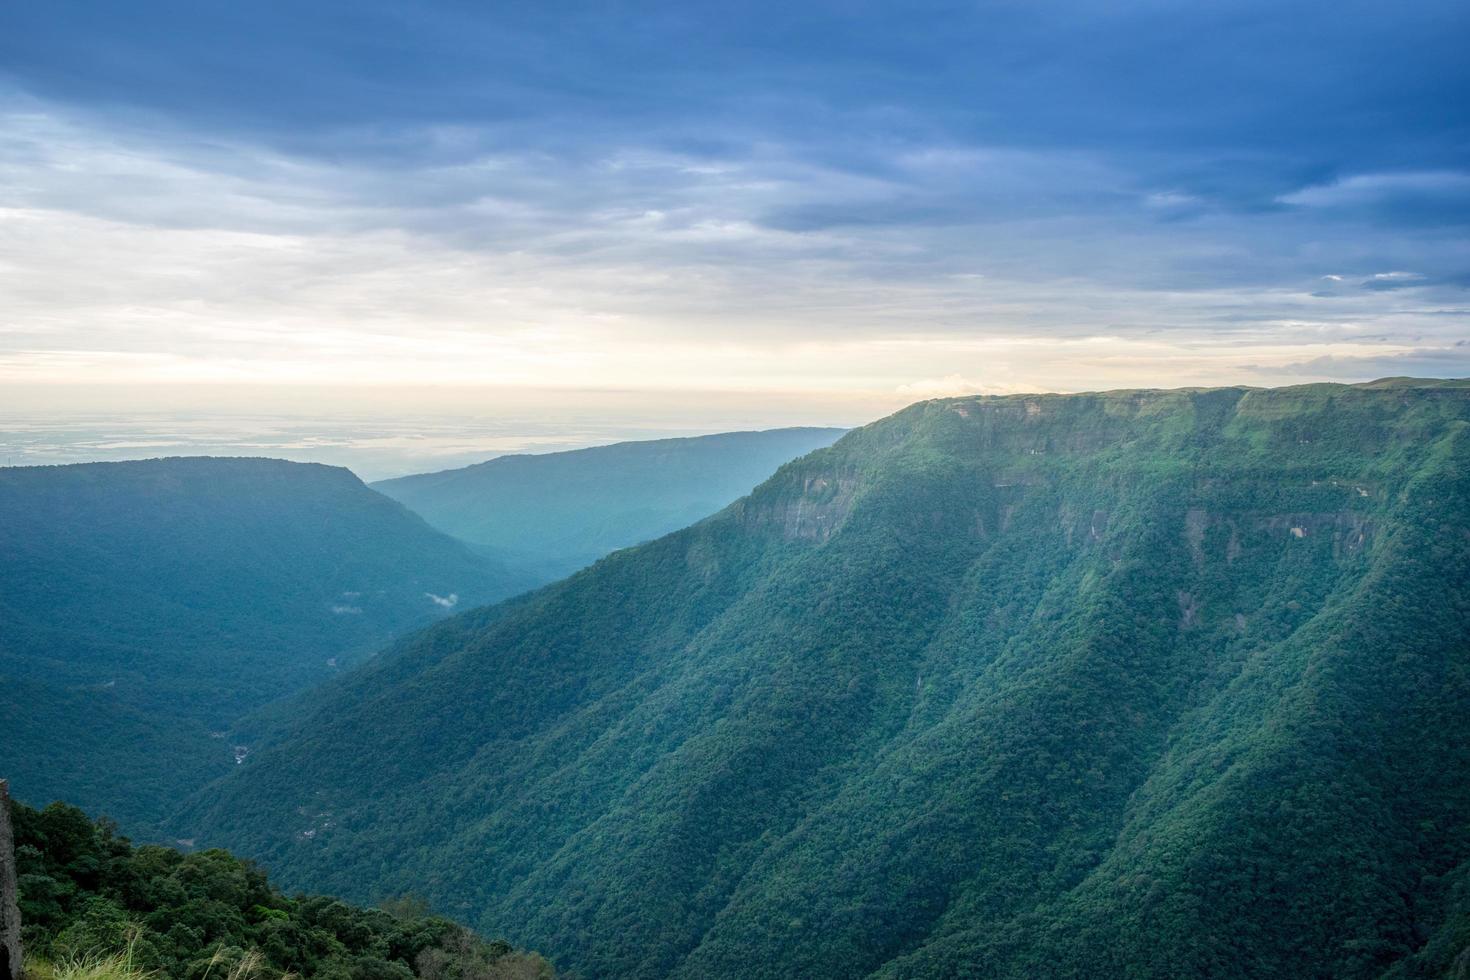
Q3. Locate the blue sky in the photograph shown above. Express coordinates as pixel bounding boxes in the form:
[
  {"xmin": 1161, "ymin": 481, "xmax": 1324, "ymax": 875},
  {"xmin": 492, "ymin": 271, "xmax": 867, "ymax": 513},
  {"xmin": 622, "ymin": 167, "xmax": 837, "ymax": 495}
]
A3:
[{"xmin": 1, "ymin": 0, "xmax": 1467, "ymax": 413}]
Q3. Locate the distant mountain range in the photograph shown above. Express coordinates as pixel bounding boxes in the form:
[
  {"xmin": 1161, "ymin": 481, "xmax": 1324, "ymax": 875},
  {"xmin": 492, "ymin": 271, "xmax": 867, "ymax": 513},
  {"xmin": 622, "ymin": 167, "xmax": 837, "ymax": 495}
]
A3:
[
  {"xmin": 181, "ymin": 379, "xmax": 1470, "ymax": 979},
  {"xmin": 372, "ymin": 427, "xmax": 847, "ymax": 579},
  {"xmin": 0, "ymin": 456, "xmax": 535, "ymax": 828}
]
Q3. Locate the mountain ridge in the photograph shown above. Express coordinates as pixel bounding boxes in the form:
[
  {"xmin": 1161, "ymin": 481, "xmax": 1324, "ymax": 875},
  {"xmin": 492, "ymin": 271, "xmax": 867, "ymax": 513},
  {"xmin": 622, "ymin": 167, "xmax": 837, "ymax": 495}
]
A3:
[
  {"xmin": 183, "ymin": 380, "xmax": 1470, "ymax": 977},
  {"xmin": 0, "ymin": 455, "xmax": 537, "ymax": 829},
  {"xmin": 371, "ymin": 426, "xmax": 847, "ymax": 577}
]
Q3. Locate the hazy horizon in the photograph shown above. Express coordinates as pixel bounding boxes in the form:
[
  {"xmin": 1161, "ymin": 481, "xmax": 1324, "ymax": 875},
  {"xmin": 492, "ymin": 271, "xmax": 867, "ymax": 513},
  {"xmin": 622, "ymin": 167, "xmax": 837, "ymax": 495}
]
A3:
[
  {"xmin": 0, "ymin": 409, "xmax": 856, "ymax": 483},
  {"xmin": 9, "ymin": 373, "xmax": 1468, "ymax": 480},
  {"xmin": 3, "ymin": 0, "xmax": 1466, "ymax": 421}
]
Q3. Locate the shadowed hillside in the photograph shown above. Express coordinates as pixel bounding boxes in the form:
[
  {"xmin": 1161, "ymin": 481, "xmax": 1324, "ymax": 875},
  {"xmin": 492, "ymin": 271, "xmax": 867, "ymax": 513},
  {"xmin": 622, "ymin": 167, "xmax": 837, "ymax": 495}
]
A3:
[
  {"xmin": 372, "ymin": 427, "xmax": 846, "ymax": 578},
  {"xmin": 0, "ymin": 457, "xmax": 537, "ymax": 830}
]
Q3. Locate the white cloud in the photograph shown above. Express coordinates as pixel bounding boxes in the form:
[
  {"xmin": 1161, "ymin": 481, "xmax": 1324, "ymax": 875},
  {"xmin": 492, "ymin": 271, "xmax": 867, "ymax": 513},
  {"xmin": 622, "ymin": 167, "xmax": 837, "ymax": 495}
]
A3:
[
  {"xmin": 1144, "ymin": 191, "xmax": 1200, "ymax": 209},
  {"xmin": 894, "ymin": 375, "xmax": 1022, "ymax": 397},
  {"xmin": 1, "ymin": 96, "xmax": 1467, "ymax": 401},
  {"xmin": 1277, "ymin": 171, "xmax": 1470, "ymax": 212}
]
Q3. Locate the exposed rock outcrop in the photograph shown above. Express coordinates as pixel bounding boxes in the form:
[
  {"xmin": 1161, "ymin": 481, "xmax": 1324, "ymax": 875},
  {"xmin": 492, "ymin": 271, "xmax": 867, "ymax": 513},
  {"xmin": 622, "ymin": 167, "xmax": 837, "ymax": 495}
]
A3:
[{"xmin": 0, "ymin": 780, "xmax": 21, "ymax": 980}]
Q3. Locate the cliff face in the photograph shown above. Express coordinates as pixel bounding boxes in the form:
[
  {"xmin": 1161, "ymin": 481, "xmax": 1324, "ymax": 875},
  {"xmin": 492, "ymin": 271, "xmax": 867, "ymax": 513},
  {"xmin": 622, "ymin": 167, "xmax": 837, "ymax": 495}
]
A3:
[{"xmin": 0, "ymin": 781, "xmax": 21, "ymax": 980}]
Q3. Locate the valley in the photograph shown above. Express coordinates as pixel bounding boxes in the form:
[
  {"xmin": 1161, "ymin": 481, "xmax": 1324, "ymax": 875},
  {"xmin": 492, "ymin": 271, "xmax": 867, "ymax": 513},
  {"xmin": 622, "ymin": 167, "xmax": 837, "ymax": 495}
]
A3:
[
  {"xmin": 7, "ymin": 5, "xmax": 1463, "ymax": 975},
  {"xmin": 160, "ymin": 379, "xmax": 1470, "ymax": 979}
]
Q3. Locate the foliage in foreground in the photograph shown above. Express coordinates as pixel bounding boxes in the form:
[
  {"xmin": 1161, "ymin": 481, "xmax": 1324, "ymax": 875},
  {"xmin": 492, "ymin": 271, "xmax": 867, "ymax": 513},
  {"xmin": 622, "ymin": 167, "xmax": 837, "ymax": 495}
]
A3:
[
  {"xmin": 26, "ymin": 937, "xmax": 157, "ymax": 980},
  {"xmin": 12, "ymin": 799, "xmax": 552, "ymax": 980}
]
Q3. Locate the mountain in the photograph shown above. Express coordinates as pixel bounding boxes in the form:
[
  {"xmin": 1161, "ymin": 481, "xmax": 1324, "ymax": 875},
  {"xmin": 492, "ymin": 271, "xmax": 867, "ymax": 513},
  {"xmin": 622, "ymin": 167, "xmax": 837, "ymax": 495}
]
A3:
[
  {"xmin": 181, "ymin": 381, "xmax": 1470, "ymax": 979},
  {"xmin": 0, "ymin": 457, "xmax": 536, "ymax": 829},
  {"xmin": 371, "ymin": 427, "xmax": 846, "ymax": 577}
]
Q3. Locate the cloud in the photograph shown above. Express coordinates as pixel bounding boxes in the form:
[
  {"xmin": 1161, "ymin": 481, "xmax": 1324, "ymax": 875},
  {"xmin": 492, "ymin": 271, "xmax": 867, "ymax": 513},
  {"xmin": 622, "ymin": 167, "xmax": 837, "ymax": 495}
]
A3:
[
  {"xmin": 1250, "ymin": 345, "xmax": 1470, "ymax": 381},
  {"xmin": 1288, "ymin": 171, "xmax": 1470, "ymax": 201},
  {"xmin": 0, "ymin": 0, "xmax": 1467, "ymax": 397},
  {"xmin": 894, "ymin": 375, "xmax": 1023, "ymax": 398},
  {"xmin": 1278, "ymin": 171, "xmax": 1470, "ymax": 227},
  {"xmin": 426, "ymin": 592, "xmax": 458, "ymax": 608},
  {"xmin": 1361, "ymin": 271, "xmax": 1429, "ymax": 291}
]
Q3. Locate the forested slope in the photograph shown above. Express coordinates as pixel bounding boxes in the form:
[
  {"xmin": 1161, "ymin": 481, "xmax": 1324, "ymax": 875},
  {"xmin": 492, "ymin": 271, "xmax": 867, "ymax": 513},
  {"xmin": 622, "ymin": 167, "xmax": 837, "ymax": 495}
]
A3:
[
  {"xmin": 372, "ymin": 427, "xmax": 845, "ymax": 577},
  {"xmin": 182, "ymin": 381, "xmax": 1470, "ymax": 978},
  {"xmin": 0, "ymin": 457, "xmax": 535, "ymax": 829}
]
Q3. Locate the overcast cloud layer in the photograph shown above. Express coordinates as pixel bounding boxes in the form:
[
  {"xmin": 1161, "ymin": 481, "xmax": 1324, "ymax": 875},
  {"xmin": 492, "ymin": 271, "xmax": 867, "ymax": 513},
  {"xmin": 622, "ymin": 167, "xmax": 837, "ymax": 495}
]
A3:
[{"xmin": 1, "ymin": 0, "xmax": 1467, "ymax": 407}]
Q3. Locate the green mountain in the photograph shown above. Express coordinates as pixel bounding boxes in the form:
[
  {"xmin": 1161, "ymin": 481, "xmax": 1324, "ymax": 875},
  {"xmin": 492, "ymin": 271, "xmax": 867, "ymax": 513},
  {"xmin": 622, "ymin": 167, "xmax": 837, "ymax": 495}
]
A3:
[
  {"xmin": 0, "ymin": 457, "xmax": 536, "ymax": 830},
  {"xmin": 371, "ymin": 427, "xmax": 846, "ymax": 578},
  {"xmin": 182, "ymin": 381, "xmax": 1470, "ymax": 978}
]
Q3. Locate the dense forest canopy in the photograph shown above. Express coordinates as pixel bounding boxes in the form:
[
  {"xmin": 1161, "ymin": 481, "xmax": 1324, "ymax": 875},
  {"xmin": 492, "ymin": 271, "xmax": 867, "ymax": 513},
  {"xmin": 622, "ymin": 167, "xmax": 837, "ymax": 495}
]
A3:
[
  {"xmin": 0, "ymin": 457, "xmax": 535, "ymax": 830},
  {"xmin": 10, "ymin": 797, "xmax": 553, "ymax": 980},
  {"xmin": 180, "ymin": 380, "xmax": 1470, "ymax": 978}
]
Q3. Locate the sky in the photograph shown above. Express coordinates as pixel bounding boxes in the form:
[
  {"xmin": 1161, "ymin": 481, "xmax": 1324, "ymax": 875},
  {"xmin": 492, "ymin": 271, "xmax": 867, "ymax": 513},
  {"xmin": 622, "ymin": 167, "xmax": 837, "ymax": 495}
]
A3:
[{"xmin": 1, "ymin": 0, "xmax": 1468, "ymax": 440}]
